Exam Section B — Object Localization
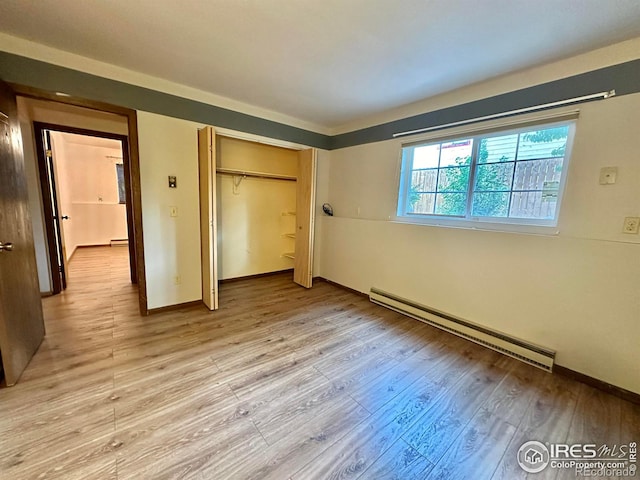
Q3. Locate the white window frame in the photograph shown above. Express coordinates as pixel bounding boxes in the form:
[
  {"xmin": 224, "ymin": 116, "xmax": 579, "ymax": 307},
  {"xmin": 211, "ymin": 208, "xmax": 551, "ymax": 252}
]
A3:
[{"xmin": 395, "ymin": 116, "xmax": 577, "ymax": 235}]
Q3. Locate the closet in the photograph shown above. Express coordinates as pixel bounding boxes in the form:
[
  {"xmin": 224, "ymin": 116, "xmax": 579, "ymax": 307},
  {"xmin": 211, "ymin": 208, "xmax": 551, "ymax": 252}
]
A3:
[{"xmin": 198, "ymin": 126, "xmax": 316, "ymax": 311}]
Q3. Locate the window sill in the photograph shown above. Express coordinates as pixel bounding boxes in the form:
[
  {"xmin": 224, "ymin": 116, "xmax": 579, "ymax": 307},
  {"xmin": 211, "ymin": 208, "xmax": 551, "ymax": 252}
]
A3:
[{"xmin": 391, "ymin": 215, "xmax": 560, "ymax": 236}]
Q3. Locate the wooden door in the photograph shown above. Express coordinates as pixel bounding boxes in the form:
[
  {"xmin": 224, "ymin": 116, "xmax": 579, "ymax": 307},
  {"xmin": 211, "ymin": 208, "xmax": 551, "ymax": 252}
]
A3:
[
  {"xmin": 293, "ymin": 148, "xmax": 316, "ymax": 288},
  {"xmin": 198, "ymin": 126, "xmax": 218, "ymax": 310},
  {"xmin": 0, "ymin": 80, "xmax": 45, "ymax": 385}
]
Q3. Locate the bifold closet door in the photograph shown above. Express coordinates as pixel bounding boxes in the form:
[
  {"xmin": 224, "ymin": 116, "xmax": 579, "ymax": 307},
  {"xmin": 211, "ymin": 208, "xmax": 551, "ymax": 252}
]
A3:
[
  {"xmin": 198, "ymin": 126, "xmax": 219, "ymax": 310},
  {"xmin": 294, "ymin": 148, "xmax": 316, "ymax": 288}
]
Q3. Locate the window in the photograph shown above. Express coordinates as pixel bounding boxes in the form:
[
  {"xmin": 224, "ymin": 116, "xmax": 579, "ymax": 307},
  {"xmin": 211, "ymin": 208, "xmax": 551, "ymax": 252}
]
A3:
[
  {"xmin": 397, "ymin": 120, "xmax": 575, "ymax": 230},
  {"xmin": 115, "ymin": 163, "xmax": 126, "ymax": 204}
]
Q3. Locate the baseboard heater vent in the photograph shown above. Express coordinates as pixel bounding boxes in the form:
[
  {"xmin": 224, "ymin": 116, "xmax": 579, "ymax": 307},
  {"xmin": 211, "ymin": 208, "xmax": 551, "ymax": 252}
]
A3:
[{"xmin": 369, "ymin": 288, "xmax": 555, "ymax": 372}]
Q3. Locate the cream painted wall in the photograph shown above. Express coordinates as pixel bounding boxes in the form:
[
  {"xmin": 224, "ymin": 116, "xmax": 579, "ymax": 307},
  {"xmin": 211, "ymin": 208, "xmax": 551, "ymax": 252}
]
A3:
[
  {"xmin": 312, "ymin": 149, "xmax": 331, "ymax": 277},
  {"xmin": 217, "ymin": 137, "xmax": 298, "ymax": 175},
  {"xmin": 321, "ymin": 93, "xmax": 640, "ymax": 394},
  {"xmin": 50, "ymin": 132, "xmax": 128, "ymax": 260},
  {"xmin": 137, "ymin": 111, "xmax": 203, "ymax": 309},
  {"xmin": 18, "ymin": 98, "xmax": 128, "ymax": 135},
  {"xmin": 217, "ymin": 137, "xmax": 298, "ymax": 279},
  {"xmin": 16, "ymin": 97, "xmax": 128, "ymax": 293}
]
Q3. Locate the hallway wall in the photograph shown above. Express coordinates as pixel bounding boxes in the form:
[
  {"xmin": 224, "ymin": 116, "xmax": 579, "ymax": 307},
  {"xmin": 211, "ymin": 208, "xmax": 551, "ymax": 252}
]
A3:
[{"xmin": 50, "ymin": 132, "xmax": 128, "ymax": 261}]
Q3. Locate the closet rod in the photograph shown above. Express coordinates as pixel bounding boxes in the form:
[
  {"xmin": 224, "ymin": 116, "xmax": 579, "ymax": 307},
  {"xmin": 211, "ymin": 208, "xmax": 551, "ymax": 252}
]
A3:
[{"xmin": 216, "ymin": 167, "xmax": 296, "ymax": 182}]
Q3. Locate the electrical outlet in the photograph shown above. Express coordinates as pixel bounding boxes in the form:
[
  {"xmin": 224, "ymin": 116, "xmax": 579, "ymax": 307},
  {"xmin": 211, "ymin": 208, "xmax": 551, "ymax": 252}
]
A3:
[
  {"xmin": 623, "ymin": 217, "xmax": 640, "ymax": 234},
  {"xmin": 599, "ymin": 166, "xmax": 618, "ymax": 185}
]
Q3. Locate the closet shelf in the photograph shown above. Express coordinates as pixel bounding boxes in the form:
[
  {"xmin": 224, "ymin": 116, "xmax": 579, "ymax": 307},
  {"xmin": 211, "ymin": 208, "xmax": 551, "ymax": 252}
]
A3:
[
  {"xmin": 282, "ymin": 252, "xmax": 295, "ymax": 260},
  {"xmin": 217, "ymin": 167, "xmax": 296, "ymax": 182}
]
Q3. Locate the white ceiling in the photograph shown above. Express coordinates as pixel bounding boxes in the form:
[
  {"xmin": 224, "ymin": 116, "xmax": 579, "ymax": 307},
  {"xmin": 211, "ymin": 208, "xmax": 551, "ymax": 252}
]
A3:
[
  {"xmin": 58, "ymin": 132, "xmax": 122, "ymax": 151},
  {"xmin": 2, "ymin": 0, "xmax": 640, "ymax": 129}
]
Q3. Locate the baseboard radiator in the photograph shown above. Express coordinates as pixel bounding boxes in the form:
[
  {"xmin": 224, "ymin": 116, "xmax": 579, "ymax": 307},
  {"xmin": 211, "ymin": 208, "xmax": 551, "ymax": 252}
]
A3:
[{"xmin": 369, "ymin": 287, "xmax": 555, "ymax": 372}]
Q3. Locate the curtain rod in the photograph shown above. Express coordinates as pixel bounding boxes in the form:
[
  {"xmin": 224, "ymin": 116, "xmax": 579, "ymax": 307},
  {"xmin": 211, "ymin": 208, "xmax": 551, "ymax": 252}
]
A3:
[{"xmin": 392, "ymin": 89, "xmax": 616, "ymax": 138}]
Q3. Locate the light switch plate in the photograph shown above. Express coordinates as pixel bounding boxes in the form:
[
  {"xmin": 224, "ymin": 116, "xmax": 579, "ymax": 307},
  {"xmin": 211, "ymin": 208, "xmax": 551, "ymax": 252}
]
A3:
[
  {"xmin": 599, "ymin": 167, "xmax": 617, "ymax": 185},
  {"xmin": 169, "ymin": 206, "xmax": 178, "ymax": 217}
]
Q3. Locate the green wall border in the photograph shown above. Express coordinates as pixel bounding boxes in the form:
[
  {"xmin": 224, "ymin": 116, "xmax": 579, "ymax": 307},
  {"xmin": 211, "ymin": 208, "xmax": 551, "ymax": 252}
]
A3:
[
  {"xmin": 1, "ymin": 51, "xmax": 638, "ymax": 151},
  {"xmin": 0, "ymin": 51, "xmax": 330, "ymax": 149}
]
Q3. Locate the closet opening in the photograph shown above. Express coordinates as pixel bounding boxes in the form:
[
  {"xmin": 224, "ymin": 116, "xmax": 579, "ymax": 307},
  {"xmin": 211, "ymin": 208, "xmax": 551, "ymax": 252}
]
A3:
[{"xmin": 198, "ymin": 127, "xmax": 316, "ymax": 311}]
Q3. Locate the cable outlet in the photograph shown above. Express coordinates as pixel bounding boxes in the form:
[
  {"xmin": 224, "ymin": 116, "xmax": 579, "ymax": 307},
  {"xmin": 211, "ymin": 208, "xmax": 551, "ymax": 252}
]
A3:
[{"xmin": 623, "ymin": 217, "xmax": 640, "ymax": 234}]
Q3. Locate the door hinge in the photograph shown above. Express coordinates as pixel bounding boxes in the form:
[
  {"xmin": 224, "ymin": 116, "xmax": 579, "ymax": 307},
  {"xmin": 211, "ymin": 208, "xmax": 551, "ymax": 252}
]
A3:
[{"xmin": 46, "ymin": 150, "xmax": 53, "ymax": 158}]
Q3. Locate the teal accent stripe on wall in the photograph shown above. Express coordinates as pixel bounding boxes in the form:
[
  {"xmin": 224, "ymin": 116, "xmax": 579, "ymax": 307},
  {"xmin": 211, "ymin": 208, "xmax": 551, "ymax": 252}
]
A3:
[
  {"xmin": 0, "ymin": 51, "xmax": 331, "ymax": 149},
  {"xmin": 1, "ymin": 51, "xmax": 639, "ymax": 150},
  {"xmin": 329, "ymin": 58, "xmax": 640, "ymax": 149}
]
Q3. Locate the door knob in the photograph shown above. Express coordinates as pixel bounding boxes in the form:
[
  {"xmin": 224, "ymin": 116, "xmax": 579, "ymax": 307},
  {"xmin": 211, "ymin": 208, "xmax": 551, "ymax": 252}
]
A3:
[{"xmin": 0, "ymin": 242, "xmax": 13, "ymax": 252}]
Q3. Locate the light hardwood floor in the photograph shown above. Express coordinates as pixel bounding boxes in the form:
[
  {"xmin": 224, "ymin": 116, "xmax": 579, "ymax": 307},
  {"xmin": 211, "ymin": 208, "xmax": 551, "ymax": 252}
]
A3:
[{"xmin": 1, "ymin": 246, "xmax": 638, "ymax": 479}]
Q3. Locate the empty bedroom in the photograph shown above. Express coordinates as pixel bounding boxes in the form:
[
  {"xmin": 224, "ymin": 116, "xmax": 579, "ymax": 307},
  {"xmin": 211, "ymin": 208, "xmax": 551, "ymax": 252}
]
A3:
[{"xmin": 0, "ymin": 1, "xmax": 638, "ymax": 479}]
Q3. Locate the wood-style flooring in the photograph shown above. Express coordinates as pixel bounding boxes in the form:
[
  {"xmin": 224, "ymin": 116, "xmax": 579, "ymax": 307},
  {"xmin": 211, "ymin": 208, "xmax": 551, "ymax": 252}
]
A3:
[{"xmin": 0, "ymin": 246, "xmax": 638, "ymax": 479}]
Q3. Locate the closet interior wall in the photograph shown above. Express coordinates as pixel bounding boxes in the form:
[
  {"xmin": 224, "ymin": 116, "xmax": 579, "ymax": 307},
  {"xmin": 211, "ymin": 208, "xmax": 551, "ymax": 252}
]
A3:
[{"xmin": 216, "ymin": 136, "xmax": 298, "ymax": 280}]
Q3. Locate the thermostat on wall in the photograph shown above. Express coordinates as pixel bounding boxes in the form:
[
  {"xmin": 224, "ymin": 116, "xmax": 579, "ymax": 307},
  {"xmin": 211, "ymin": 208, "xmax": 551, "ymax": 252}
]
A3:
[{"xmin": 168, "ymin": 175, "xmax": 177, "ymax": 188}]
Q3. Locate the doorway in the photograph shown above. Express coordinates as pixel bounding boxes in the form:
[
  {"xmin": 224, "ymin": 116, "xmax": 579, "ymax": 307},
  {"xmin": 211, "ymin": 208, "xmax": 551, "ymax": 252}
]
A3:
[
  {"xmin": 11, "ymin": 87, "xmax": 148, "ymax": 315},
  {"xmin": 198, "ymin": 126, "xmax": 317, "ymax": 311},
  {"xmin": 34, "ymin": 123, "xmax": 136, "ymax": 294}
]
